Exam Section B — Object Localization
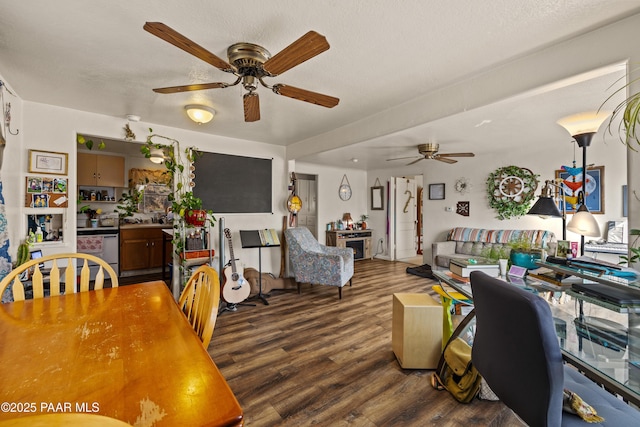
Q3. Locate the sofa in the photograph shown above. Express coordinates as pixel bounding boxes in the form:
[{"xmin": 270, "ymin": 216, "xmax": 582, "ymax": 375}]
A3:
[{"xmin": 431, "ymin": 227, "xmax": 556, "ymax": 270}]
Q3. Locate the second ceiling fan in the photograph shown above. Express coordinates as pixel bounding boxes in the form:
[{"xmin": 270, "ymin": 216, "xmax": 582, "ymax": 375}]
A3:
[
  {"xmin": 144, "ymin": 22, "xmax": 340, "ymax": 122},
  {"xmin": 387, "ymin": 143, "xmax": 475, "ymax": 165}
]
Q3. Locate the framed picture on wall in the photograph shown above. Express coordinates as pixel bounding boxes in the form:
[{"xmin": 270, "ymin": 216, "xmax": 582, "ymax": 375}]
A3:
[
  {"xmin": 428, "ymin": 183, "xmax": 445, "ymax": 200},
  {"xmin": 28, "ymin": 150, "xmax": 68, "ymax": 175},
  {"xmin": 371, "ymin": 185, "xmax": 384, "ymax": 210},
  {"xmin": 555, "ymin": 165, "xmax": 604, "ymax": 214}
]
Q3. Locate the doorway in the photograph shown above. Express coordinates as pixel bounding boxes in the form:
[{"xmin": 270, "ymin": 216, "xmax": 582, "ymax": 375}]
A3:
[{"xmin": 393, "ymin": 175, "xmax": 423, "ymax": 264}]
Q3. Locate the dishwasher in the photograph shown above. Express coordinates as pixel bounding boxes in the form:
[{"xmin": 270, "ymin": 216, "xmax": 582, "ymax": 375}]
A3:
[{"xmin": 77, "ymin": 226, "xmax": 119, "ymax": 279}]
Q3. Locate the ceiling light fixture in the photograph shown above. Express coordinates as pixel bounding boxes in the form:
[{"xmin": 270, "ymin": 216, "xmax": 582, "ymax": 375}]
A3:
[
  {"xmin": 185, "ymin": 105, "xmax": 216, "ymax": 124},
  {"xmin": 149, "ymin": 148, "xmax": 165, "ymax": 164}
]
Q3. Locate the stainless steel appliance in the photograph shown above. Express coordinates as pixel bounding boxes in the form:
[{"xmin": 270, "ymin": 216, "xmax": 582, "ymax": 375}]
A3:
[{"xmin": 77, "ymin": 226, "xmax": 119, "ymax": 278}]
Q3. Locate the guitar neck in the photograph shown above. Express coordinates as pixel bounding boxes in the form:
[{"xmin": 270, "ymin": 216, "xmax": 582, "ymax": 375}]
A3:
[{"xmin": 225, "ymin": 231, "xmax": 237, "ymax": 274}]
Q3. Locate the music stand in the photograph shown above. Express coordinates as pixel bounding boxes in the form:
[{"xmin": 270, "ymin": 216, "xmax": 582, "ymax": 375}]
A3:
[{"xmin": 240, "ymin": 229, "xmax": 280, "ymax": 305}]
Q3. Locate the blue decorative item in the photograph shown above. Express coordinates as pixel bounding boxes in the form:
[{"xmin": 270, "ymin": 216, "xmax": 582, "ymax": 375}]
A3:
[
  {"xmin": 561, "ymin": 165, "xmax": 582, "ymax": 176},
  {"xmin": 510, "ymin": 250, "xmax": 541, "ymax": 270}
]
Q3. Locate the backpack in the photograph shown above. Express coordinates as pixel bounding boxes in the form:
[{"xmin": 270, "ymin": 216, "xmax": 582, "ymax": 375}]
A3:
[{"xmin": 431, "ymin": 337, "xmax": 482, "ymax": 403}]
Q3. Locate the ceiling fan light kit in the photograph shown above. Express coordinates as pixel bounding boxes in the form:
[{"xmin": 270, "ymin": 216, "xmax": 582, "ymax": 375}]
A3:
[
  {"xmin": 185, "ymin": 104, "xmax": 216, "ymax": 124},
  {"xmin": 144, "ymin": 22, "xmax": 339, "ymax": 122}
]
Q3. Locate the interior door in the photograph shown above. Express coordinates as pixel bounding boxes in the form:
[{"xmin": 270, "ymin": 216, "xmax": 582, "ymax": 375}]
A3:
[{"xmin": 394, "ymin": 177, "xmax": 417, "ymax": 260}]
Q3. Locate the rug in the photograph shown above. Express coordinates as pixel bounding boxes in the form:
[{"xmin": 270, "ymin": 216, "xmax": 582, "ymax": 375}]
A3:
[{"xmin": 406, "ymin": 264, "xmax": 434, "ymax": 279}]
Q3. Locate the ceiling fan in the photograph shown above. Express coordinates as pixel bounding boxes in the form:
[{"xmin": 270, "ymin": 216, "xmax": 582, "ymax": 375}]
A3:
[
  {"xmin": 143, "ymin": 22, "xmax": 340, "ymax": 122},
  {"xmin": 386, "ymin": 143, "xmax": 475, "ymax": 165}
]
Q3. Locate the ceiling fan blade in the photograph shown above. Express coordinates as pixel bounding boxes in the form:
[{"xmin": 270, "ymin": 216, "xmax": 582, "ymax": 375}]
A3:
[
  {"xmin": 407, "ymin": 157, "xmax": 426, "ymax": 165},
  {"xmin": 153, "ymin": 82, "xmax": 229, "ymax": 94},
  {"xmin": 386, "ymin": 156, "xmax": 421, "ymax": 161},
  {"xmin": 263, "ymin": 31, "xmax": 330, "ymax": 76},
  {"xmin": 435, "ymin": 156, "xmax": 458, "ymax": 164},
  {"xmin": 244, "ymin": 92, "xmax": 260, "ymax": 122},
  {"xmin": 144, "ymin": 22, "xmax": 234, "ymax": 73},
  {"xmin": 273, "ymin": 84, "xmax": 339, "ymax": 108},
  {"xmin": 437, "ymin": 152, "xmax": 475, "ymax": 158}
]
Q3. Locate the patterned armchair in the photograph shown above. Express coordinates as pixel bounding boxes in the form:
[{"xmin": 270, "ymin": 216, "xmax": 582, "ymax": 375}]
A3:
[{"xmin": 285, "ymin": 227, "xmax": 354, "ymax": 299}]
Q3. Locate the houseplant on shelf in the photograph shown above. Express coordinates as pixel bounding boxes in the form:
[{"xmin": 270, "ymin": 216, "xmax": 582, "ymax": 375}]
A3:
[{"xmin": 140, "ymin": 129, "xmax": 215, "ymax": 256}]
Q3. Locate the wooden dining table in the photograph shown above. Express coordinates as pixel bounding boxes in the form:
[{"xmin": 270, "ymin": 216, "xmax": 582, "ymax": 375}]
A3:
[{"xmin": 0, "ymin": 281, "xmax": 243, "ymax": 427}]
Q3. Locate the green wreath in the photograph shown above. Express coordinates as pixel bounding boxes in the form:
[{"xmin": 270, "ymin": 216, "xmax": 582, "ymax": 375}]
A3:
[{"xmin": 486, "ymin": 166, "xmax": 539, "ymax": 220}]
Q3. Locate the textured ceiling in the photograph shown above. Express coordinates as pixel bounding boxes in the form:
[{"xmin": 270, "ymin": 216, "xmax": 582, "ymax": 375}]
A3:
[{"xmin": 0, "ymin": 1, "xmax": 638, "ymax": 168}]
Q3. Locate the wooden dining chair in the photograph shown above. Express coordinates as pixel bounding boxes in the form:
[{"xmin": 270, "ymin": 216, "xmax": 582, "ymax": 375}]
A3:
[
  {"xmin": 0, "ymin": 413, "xmax": 133, "ymax": 426},
  {"xmin": 178, "ymin": 265, "xmax": 221, "ymax": 349},
  {"xmin": 0, "ymin": 252, "xmax": 118, "ymax": 301}
]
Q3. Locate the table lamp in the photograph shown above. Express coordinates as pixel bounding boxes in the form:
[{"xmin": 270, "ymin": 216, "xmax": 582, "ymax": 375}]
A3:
[{"xmin": 342, "ymin": 213, "xmax": 353, "ymax": 229}]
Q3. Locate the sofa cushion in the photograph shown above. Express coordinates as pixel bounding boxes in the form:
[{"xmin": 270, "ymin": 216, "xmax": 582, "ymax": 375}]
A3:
[
  {"xmin": 432, "ymin": 227, "xmax": 555, "ymax": 270},
  {"xmin": 448, "ymin": 227, "xmax": 555, "ymax": 247}
]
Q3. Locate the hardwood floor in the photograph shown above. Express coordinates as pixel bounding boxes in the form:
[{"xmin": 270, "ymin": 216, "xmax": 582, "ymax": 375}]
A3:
[{"xmin": 208, "ymin": 259, "xmax": 523, "ymax": 426}]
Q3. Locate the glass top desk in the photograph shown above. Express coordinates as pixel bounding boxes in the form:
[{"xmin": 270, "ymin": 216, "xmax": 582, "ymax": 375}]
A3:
[{"xmin": 432, "ymin": 267, "xmax": 640, "ymax": 407}]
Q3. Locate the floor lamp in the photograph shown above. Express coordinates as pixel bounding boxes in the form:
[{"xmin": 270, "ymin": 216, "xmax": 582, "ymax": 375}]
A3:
[
  {"xmin": 556, "ymin": 111, "xmax": 609, "ymax": 255},
  {"xmin": 527, "ymin": 179, "xmax": 566, "ymax": 240}
]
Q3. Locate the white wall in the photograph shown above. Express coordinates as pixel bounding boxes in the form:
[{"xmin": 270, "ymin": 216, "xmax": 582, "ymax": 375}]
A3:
[
  {"xmin": 366, "ymin": 120, "xmax": 627, "ymax": 265},
  {"xmin": 289, "ymin": 14, "xmax": 640, "ymax": 267},
  {"xmin": 294, "ymin": 162, "xmax": 367, "ymax": 245},
  {"xmin": 9, "ymin": 100, "xmax": 288, "ymax": 277}
]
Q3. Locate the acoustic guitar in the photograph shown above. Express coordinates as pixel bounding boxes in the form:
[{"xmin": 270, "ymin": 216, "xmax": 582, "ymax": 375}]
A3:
[{"xmin": 222, "ymin": 228, "xmax": 250, "ymax": 304}]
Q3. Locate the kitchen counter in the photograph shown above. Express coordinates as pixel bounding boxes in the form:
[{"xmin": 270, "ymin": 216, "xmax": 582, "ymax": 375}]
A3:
[{"xmin": 120, "ymin": 223, "xmax": 173, "ymax": 229}]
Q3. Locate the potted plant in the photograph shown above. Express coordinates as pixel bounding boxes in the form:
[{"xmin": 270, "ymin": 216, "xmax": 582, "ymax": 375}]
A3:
[
  {"xmin": 359, "ymin": 214, "xmax": 369, "ymax": 230},
  {"xmin": 180, "ymin": 192, "xmax": 207, "ymax": 226},
  {"xmin": 480, "ymin": 245, "xmax": 511, "ymax": 275},
  {"xmin": 620, "ymin": 228, "xmax": 640, "ymax": 267},
  {"xmin": 79, "ymin": 203, "xmax": 102, "ymax": 228},
  {"xmin": 140, "ymin": 129, "xmax": 215, "ymax": 259},
  {"xmin": 115, "ymin": 186, "xmax": 142, "ymax": 220},
  {"xmin": 508, "ymin": 236, "xmax": 542, "ymax": 269},
  {"xmin": 140, "ymin": 129, "xmax": 214, "ymax": 224},
  {"xmin": 603, "ymin": 68, "xmax": 640, "ymax": 147}
]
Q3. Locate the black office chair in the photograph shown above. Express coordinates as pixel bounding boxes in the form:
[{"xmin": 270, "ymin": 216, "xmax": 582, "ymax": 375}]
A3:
[{"xmin": 469, "ymin": 271, "xmax": 640, "ymax": 426}]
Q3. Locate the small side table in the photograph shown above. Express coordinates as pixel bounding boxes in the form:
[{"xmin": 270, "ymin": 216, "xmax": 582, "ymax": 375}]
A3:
[{"xmin": 392, "ymin": 293, "xmax": 442, "ymax": 369}]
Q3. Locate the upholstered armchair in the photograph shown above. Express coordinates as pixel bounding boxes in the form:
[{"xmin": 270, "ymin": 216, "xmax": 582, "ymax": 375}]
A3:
[{"xmin": 285, "ymin": 227, "xmax": 354, "ymax": 299}]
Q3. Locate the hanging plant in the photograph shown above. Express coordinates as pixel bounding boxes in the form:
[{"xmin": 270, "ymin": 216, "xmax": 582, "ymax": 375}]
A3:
[
  {"xmin": 602, "ymin": 67, "xmax": 640, "ymax": 149},
  {"xmin": 141, "ymin": 129, "xmax": 215, "ymax": 259},
  {"xmin": 486, "ymin": 165, "xmax": 539, "ymax": 220}
]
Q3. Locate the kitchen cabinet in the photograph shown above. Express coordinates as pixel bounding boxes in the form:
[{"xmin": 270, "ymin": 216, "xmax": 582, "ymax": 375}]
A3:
[
  {"xmin": 78, "ymin": 152, "xmax": 125, "ymax": 187},
  {"xmin": 120, "ymin": 227, "xmax": 171, "ymax": 271}
]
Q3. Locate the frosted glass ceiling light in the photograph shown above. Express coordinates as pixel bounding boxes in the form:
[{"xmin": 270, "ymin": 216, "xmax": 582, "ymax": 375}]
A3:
[
  {"xmin": 149, "ymin": 148, "xmax": 165, "ymax": 164},
  {"xmin": 185, "ymin": 104, "xmax": 215, "ymax": 124}
]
